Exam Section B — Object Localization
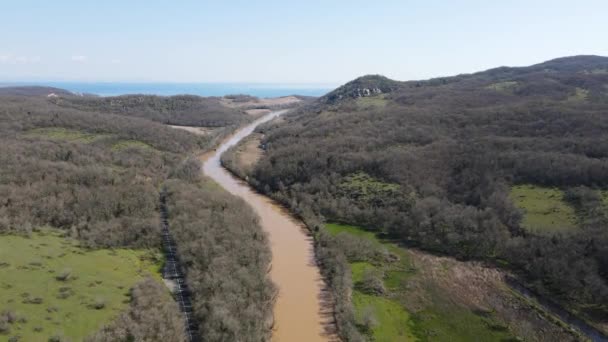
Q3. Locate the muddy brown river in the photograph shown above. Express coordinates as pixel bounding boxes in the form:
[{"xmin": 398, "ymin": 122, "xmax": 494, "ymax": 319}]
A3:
[{"xmin": 201, "ymin": 110, "xmax": 334, "ymax": 341}]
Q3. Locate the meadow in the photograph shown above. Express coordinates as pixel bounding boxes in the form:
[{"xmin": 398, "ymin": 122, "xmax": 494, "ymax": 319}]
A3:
[
  {"xmin": 326, "ymin": 223, "xmax": 516, "ymax": 342},
  {"xmin": 510, "ymin": 184, "xmax": 578, "ymax": 234},
  {"xmin": 0, "ymin": 230, "xmax": 162, "ymax": 342}
]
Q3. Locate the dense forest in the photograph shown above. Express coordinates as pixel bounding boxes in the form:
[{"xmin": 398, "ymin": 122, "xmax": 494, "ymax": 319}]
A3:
[
  {"xmin": 245, "ymin": 56, "xmax": 608, "ymax": 339},
  {"xmin": 164, "ymin": 163, "xmax": 276, "ymax": 341},
  {"xmin": 0, "ymin": 91, "xmax": 274, "ymax": 341},
  {"xmin": 51, "ymin": 94, "xmax": 252, "ymax": 127}
]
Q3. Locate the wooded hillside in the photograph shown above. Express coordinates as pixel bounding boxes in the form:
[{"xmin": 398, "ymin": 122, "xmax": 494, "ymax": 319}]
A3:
[{"xmin": 249, "ymin": 56, "xmax": 608, "ymax": 337}]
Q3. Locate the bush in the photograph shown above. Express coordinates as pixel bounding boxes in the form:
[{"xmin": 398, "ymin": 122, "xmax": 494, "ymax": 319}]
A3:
[
  {"xmin": 0, "ymin": 320, "xmax": 10, "ymax": 335},
  {"xmin": 22, "ymin": 296, "xmax": 44, "ymax": 305},
  {"xmin": 55, "ymin": 269, "xmax": 72, "ymax": 282},
  {"xmin": 93, "ymin": 298, "xmax": 106, "ymax": 310},
  {"xmin": 358, "ymin": 269, "xmax": 386, "ymax": 295},
  {"xmin": 56, "ymin": 287, "xmax": 73, "ymax": 300},
  {"xmin": 48, "ymin": 335, "xmax": 70, "ymax": 342},
  {"xmin": 360, "ymin": 306, "xmax": 378, "ymax": 332}
]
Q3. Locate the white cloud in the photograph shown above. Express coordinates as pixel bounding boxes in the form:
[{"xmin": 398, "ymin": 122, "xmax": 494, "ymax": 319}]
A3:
[
  {"xmin": 0, "ymin": 55, "xmax": 9, "ymax": 63},
  {"xmin": 71, "ymin": 55, "xmax": 87, "ymax": 62},
  {"xmin": 110, "ymin": 58, "xmax": 121, "ymax": 64}
]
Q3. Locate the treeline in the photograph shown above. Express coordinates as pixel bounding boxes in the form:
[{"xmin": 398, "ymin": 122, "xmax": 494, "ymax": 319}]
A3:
[
  {"xmin": 52, "ymin": 94, "xmax": 252, "ymax": 127},
  {"xmin": 247, "ymin": 56, "xmax": 608, "ymax": 337},
  {"xmin": 164, "ymin": 159, "xmax": 276, "ymax": 341}
]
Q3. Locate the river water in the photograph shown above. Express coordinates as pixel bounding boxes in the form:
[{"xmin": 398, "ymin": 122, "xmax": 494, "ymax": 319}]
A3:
[{"xmin": 201, "ymin": 110, "xmax": 335, "ymax": 341}]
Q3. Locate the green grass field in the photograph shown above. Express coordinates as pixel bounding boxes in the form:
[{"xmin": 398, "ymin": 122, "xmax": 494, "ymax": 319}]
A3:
[
  {"xmin": 326, "ymin": 223, "xmax": 515, "ymax": 341},
  {"xmin": 510, "ymin": 184, "xmax": 578, "ymax": 234},
  {"xmin": 567, "ymin": 87, "xmax": 589, "ymax": 102},
  {"xmin": 486, "ymin": 81, "xmax": 519, "ymax": 93},
  {"xmin": 0, "ymin": 230, "xmax": 162, "ymax": 342},
  {"xmin": 356, "ymin": 94, "xmax": 388, "ymax": 109},
  {"xmin": 24, "ymin": 127, "xmax": 109, "ymax": 143},
  {"xmin": 23, "ymin": 128, "xmax": 157, "ymax": 154},
  {"xmin": 326, "ymin": 223, "xmax": 417, "ymax": 341},
  {"xmin": 353, "ymin": 291, "xmax": 415, "ymax": 341},
  {"xmin": 111, "ymin": 140, "xmax": 156, "ymax": 152},
  {"xmin": 338, "ymin": 172, "xmax": 401, "ymax": 205},
  {"xmin": 602, "ymin": 190, "xmax": 608, "ymax": 210}
]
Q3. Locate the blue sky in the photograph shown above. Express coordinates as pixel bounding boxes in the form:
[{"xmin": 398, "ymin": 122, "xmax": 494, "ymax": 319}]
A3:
[{"xmin": 1, "ymin": 0, "xmax": 607, "ymax": 84}]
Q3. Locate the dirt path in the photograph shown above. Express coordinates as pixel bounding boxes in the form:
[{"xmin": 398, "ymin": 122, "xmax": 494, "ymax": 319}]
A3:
[{"xmin": 200, "ymin": 110, "xmax": 335, "ymax": 341}]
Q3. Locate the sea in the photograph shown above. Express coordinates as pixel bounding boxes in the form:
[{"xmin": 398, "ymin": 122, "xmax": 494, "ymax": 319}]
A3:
[{"xmin": 0, "ymin": 81, "xmax": 335, "ymax": 98}]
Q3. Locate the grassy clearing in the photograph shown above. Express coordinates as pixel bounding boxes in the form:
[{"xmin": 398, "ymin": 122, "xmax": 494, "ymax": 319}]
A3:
[
  {"xmin": 0, "ymin": 230, "xmax": 161, "ymax": 342},
  {"xmin": 24, "ymin": 127, "xmax": 109, "ymax": 143},
  {"xmin": 601, "ymin": 190, "xmax": 608, "ymax": 208},
  {"xmin": 326, "ymin": 223, "xmax": 416, "ymax": 341},
  {"xmin": 111, "ymin": 140, "xmax": 156, "ymax": 152},
  {"xmin": 410, "ymin": 291, "xmax": 513, "ymax": 342},
  {"xmin": 353, "ymin": 291, "xmax": 414, "ymax": 341},
  {"xmin": 356, "ymin": 95, "xmax": 388, "ymax": 109},
  {"xmin": 486, "ymin": 81, "xmax": 519, "ymax": 93},
  {"xmin": 510, "ymin": 184, "xmax": 578, "ymax": 234},
  {"xmin": 585, "ymin": 68, "xmax": 608, "ymax": 74},
  {"xmin": 567, "ymin": 87, "xmax": 589, "ymax": 102},
  {"xmin": 338, "ymin": 172, "xmax": 401, "ymax": 205},
  {"xmin": 326, "ymin": 223, "xmax": 515, "ymax": 341},
  {"xmin": 23, "ymin": 128, "xmax": 157, "ymax": 153}
]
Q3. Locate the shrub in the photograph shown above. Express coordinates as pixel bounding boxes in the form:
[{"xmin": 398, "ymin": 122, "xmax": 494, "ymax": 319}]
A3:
[
  {"xmin": 48, "ymin": 335, "xmax": 70, "ymax": 342},
  {"xmin": 22, "ymin": 296, "xmax": 44, "ymax": 305},
  {"xmin": 360, "ymin": 306, "xmax": 378, "ymax": 332},
  {"xmin": 0, "ymin": 320, "xmax": 10, "ymax": 335},
  {"xmin": 55, "ymin": 269, "xmax": 72, "ymax": 281},
  {"xmin": 93, "ymin": 298, "xmax": 106, "ymax": 310},
  {"xmin": 358, "ymin": 269, "xmax": 386, "ymax": 295},
  {"xmin": 56, "ymin": 287, "xmax": 73, "ymax": 299},
  {"xmin": 1, "ymin": 310, "xmax": 17, "ymax": 324}
]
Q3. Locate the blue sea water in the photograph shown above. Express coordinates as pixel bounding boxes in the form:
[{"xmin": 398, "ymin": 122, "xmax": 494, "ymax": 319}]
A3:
[{"xmin": 0, "ymin": 81, "xmax": 335, "ymax": 98}]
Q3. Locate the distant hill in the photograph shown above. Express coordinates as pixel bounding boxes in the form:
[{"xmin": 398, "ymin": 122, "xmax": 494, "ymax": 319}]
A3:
[
  {"xmin": 0, "ymin": 85, "xmax": 73, "ymax": 97},
  {"xmin": 51, "ymin": 94, "xmax": 252, "ymax": 127},
  {"xmin": 321, "ymin": 74, "xmax": 401, "ymax": 104}
]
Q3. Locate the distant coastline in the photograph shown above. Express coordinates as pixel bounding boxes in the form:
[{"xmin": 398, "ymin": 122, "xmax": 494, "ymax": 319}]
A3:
[{"xmin": 0, "ymin": 81, "xmax": 334, "ymax": 98}]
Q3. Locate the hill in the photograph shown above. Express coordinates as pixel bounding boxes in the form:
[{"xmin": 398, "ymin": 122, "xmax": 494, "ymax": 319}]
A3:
[
  {"xmin": 0, "ymin": 86, "xmax": 73, "ymax": 97},
  {"xmin": 246, "ymin": 55, "xmax": 608, "ymax": 340}
]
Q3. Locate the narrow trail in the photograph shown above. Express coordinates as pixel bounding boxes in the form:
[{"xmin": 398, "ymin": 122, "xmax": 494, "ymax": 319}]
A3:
[
  {"xmin": 201, "ymin": 110, "xmax": 336, "ymax": 342},
  {"xmin": 160, "ymin": 191, "xmax": 200, "ymax": 342}
]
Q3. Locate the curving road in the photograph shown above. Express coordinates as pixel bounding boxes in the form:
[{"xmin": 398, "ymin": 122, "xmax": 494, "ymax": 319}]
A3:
[{"xmin": 201, "ymin": 110, "xmax": 335, "ymax": 341}]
